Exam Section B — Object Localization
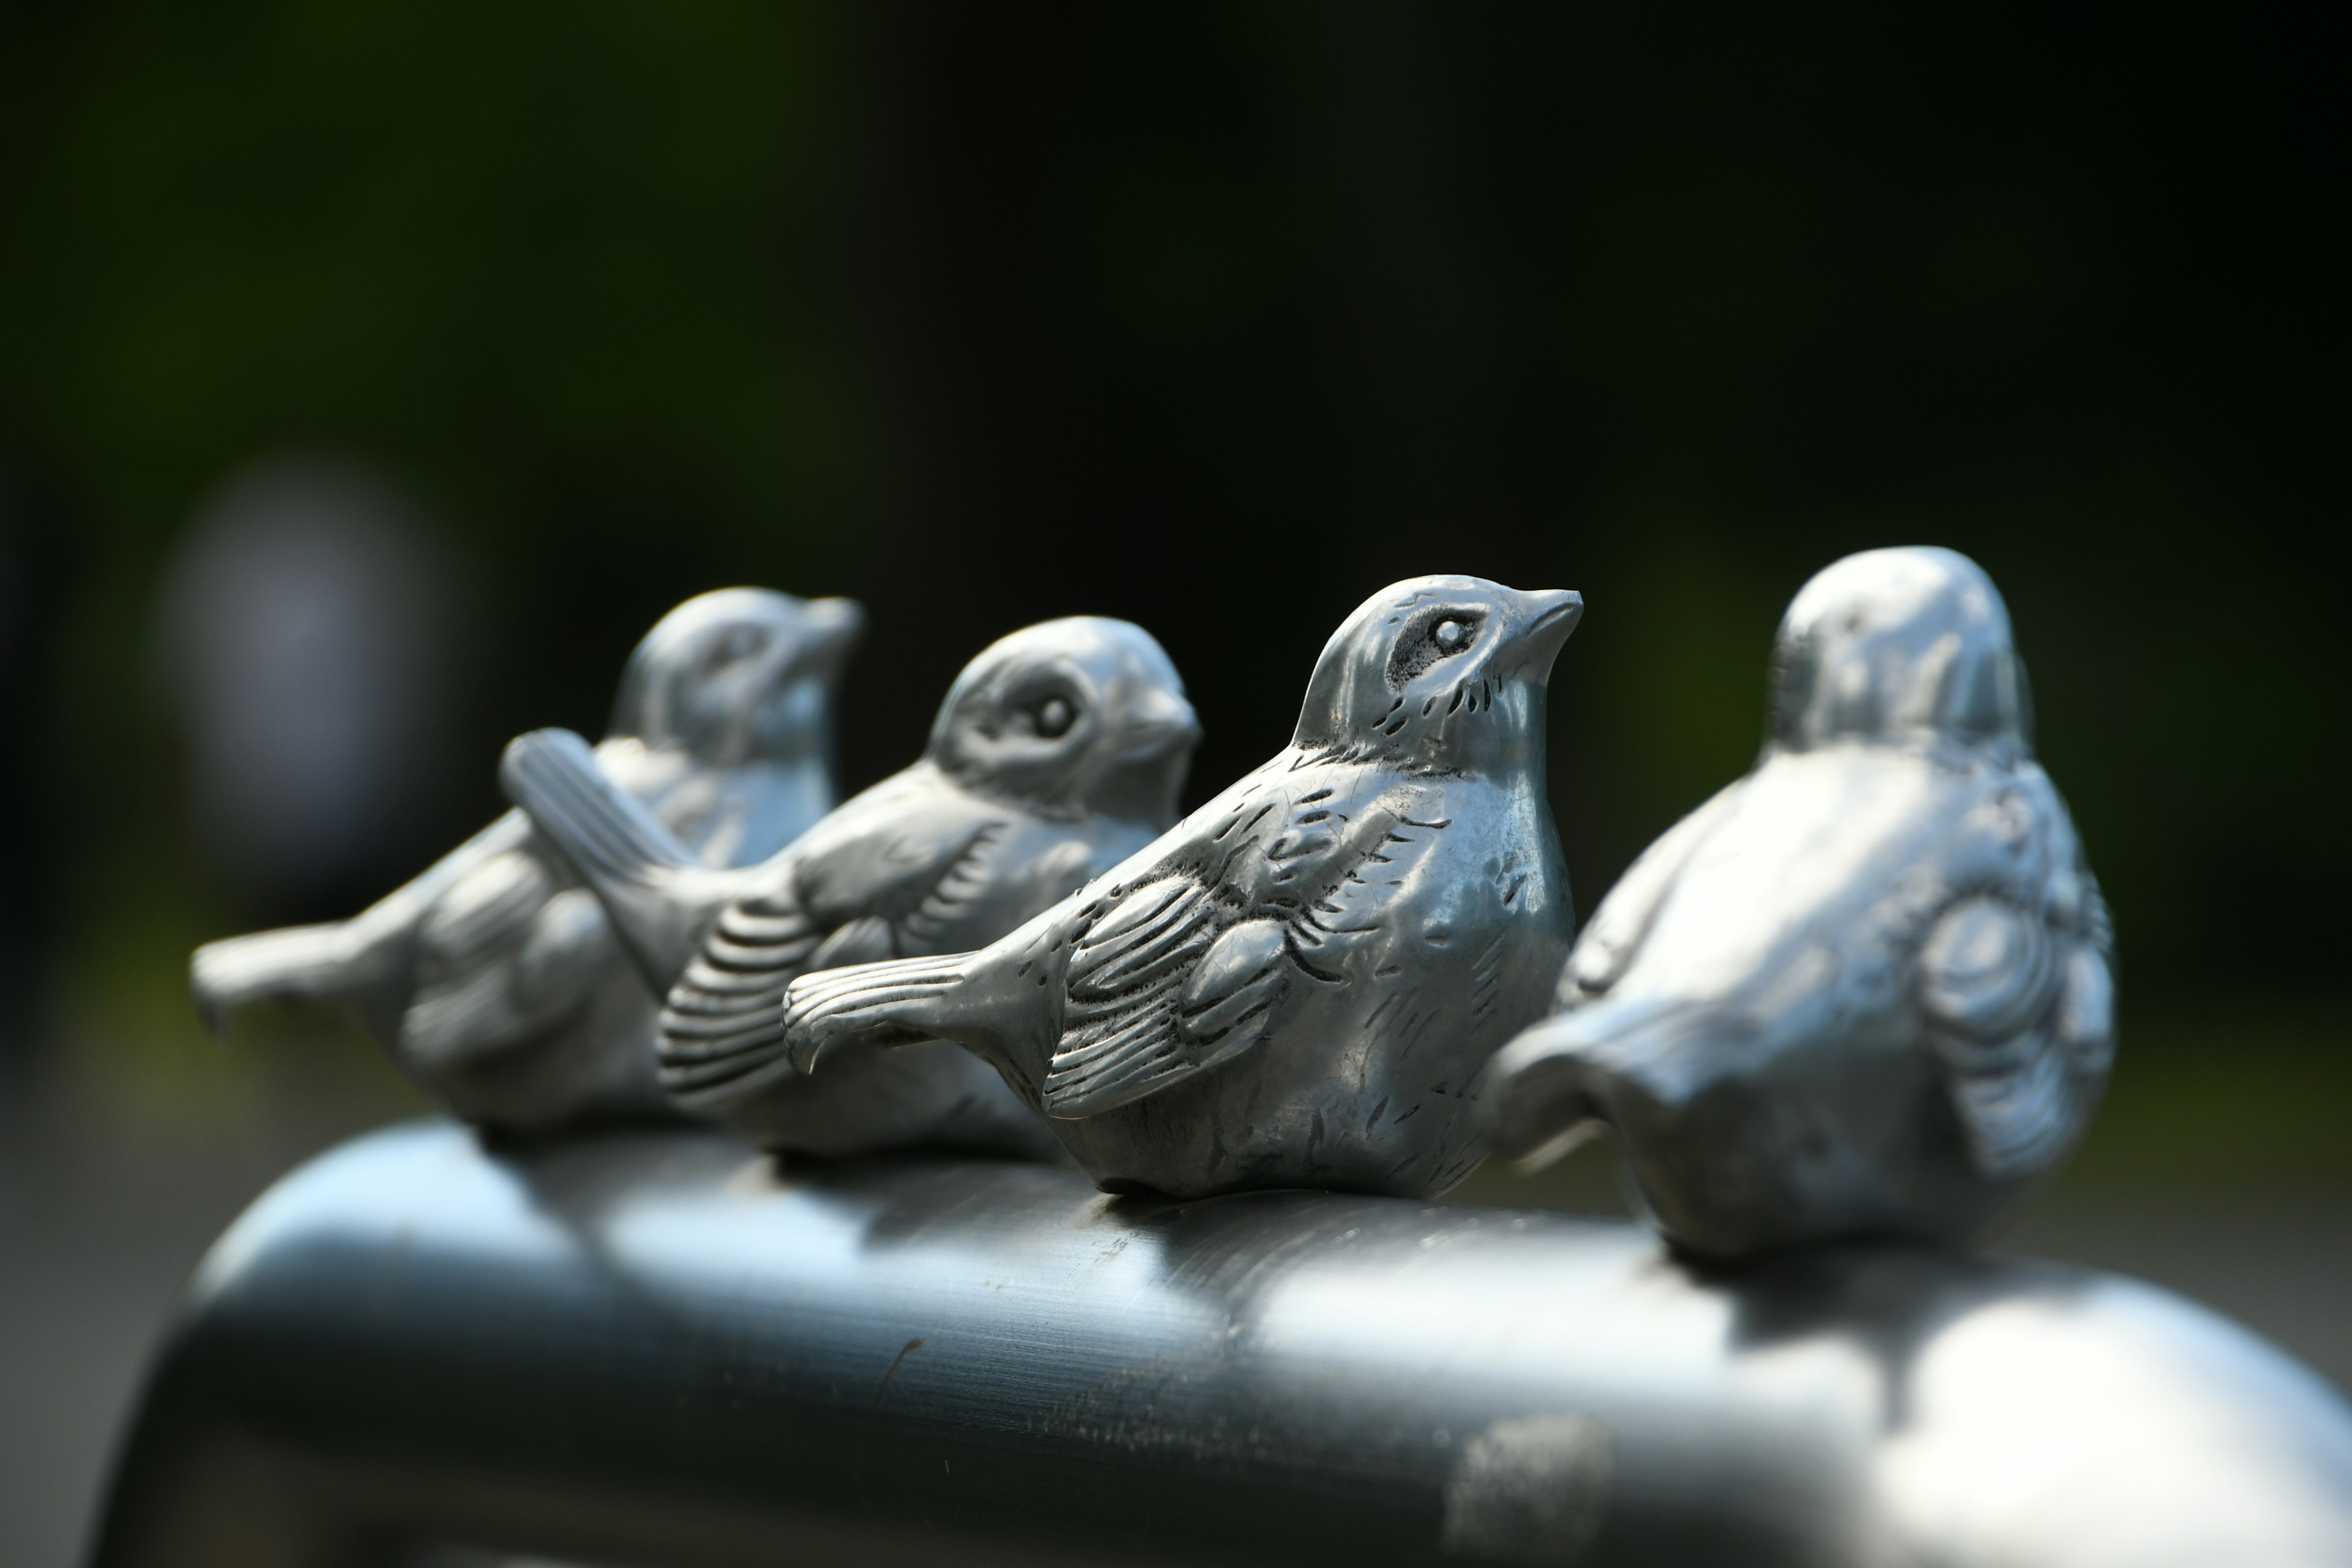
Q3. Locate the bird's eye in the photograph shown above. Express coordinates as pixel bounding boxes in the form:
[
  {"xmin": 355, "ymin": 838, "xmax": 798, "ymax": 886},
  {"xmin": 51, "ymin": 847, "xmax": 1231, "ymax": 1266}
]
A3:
[
  {"xmin": 1034, "ymin": 696, "xmax": 1075, "ymax": 738},
  {"xmin": 1386, "ymin": 610, "xmax": 1484, "ymax": 687},
  {"xmin": 704, "ymin": 628, "xmax": 764, "ymax": 671}
]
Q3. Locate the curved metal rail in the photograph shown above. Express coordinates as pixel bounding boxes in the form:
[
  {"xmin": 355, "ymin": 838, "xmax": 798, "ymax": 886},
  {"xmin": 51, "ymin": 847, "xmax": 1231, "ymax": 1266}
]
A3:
[{"xmin": 92, "ymin": 1120, "xmax": 2352, "ymax": 1567}]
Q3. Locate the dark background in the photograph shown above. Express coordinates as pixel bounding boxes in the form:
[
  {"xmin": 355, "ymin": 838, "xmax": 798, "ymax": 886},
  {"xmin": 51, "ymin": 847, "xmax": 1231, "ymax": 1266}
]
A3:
[{"xmin": 1, "ymin": 7, "xmax": 2346, "ymax": 1564}]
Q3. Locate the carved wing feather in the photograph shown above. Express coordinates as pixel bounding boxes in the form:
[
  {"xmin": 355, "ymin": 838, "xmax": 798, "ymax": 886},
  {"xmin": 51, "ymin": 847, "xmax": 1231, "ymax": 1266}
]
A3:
[
  {"xmin": 895, "ymin": 822, "xmax": 1012, "ymax": 949},
  {"xmin": 1918, "ymin": 896, "xmax": 2060, "ymax": 1046},
  {"xmin": 790, "ymin": 774, "xmax": 1014, "ymax": 931},
  {"xmin": 1042, "ymin": 876, "xmax": 1222, "ymax": 1115},
  {"xmin": 658, "ymin": 804, "xmax": 1018, "ymax": 1109},
  {"xmin": 657, "ymin": 881, "xmax": 826, "ymax": 1102},
  {"xmin": 1040, "ymin": 772, "xmax": 1446, "ymax": 1118},
  {"xmin": 1920, "ymin": 886, "xmax": 2105, "ymax": 1181},
  {"xmin": 401, "ymin": 875, "xmax": 609, "ymax": 1067}
]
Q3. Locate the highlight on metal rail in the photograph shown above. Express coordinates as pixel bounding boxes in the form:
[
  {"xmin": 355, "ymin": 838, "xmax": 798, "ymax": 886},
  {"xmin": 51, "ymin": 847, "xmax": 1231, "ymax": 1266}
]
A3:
[{"xmin": 92, "ymin": 1121, "xmax": 2352, "ymax": 1568}]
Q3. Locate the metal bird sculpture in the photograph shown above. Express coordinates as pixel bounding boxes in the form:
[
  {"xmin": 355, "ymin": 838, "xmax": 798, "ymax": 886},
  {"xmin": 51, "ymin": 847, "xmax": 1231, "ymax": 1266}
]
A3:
[
  {"xmin": 778, "ymin": 575, "xmax": 1581, "ymax": 1200},
  {"xmin": 498, "ymin": 616, "xmax": 1200, "ymax": 1160},
  {"xmin": 1483, "ymin": 546, "xmax": 2116, "ymax": 1258},
  {"xmin": 190, "ymin": 587, "xmax": 863, "ymax": 1135}
]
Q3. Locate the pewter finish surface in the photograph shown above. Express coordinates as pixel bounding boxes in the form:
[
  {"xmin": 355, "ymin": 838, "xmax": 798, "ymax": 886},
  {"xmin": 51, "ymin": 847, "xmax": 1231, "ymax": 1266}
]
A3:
[
  {"xmin": 188, "ymin": 588, "xmax": 862, "ymax": 1133},
  {"xmin": 93, "ymin": 1122, "xmax": 2352, "ymax": 1568},
  {"xmin": 1486, "ymin": 547, "xmax": 2114, "ymax": 1256},
  {"xmin": 504, "ymin": 616, "xmax": 1199, "ymax": 1159},
  {"xmin": 783, "ymin": 576, "xmax": 1580, "ymax": 1200}
]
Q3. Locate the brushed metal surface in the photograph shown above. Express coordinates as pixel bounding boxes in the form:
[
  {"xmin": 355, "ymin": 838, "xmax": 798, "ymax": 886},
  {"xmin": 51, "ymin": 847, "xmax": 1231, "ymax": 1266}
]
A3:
[{"xmin": 94, "ymin": 1121, "xmax": 2352, "ymax": 1568}]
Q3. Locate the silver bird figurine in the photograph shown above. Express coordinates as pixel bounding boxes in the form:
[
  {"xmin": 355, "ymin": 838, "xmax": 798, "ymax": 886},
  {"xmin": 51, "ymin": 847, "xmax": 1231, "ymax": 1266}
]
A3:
[
  {"xmin": 1483, "ymin": 546, "xmax": 2116, "ymax": 1258},
  {"xmin": 778, "ymin": 576, "xmax": 1582, "ymax": 1200},
  {"xmin": 498, "ymin": 616, "xmax": 1201, "ymax": 1160},
  {"xmin": 190, "ymin": 587, "xmax": 864, "ymax": 1134}
]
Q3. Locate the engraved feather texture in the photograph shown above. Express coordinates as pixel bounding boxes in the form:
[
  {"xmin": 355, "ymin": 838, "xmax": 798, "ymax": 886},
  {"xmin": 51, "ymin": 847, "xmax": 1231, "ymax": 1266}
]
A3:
[
  {"xmin": 1039, "ymin": 774, "xmax": 1449, "ymax": 1117},
  {"xmin": 649, "ymin": 775, "xmax": 1063, "ymax": 1107},
  {"xmin": 1485, "ymin": 546, "xmax": 2113, "ymax": 1257},
  {"xmin": 505, "ymin": 615, "xmax": 1200, "ymax": 1158},
  {"xmin": 781, "ymin": 576, "xmax": 1583, "ymax": 1200}
]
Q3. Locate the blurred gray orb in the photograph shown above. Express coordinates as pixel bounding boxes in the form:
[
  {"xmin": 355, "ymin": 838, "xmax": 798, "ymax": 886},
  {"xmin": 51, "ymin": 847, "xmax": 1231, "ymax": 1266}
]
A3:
[{"xmin": 159, "ymin": 455, "xmax": 464, "ymax": 913}]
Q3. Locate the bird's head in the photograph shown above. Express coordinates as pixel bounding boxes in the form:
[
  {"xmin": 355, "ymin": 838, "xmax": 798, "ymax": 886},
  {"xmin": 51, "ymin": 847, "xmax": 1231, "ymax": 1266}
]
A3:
[
  {"xmin": 927, "ymin": 617, "xmax": 1199, "ymax": 826},
  {"xmin": 1767, "ymin": 547, "xmax": 2032, "ymax": 761},
  {"xmin": 608, "ymin": 589, "xmax": 864, "ymax": 767},
  {"xmin": 1293, "ymin": 576, "xmax": 1581, "ymax": 775}
]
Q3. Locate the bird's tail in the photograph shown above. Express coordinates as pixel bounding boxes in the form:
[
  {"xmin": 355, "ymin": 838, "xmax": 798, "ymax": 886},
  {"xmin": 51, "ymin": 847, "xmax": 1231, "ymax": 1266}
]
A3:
[
  {"xmin": 781, "ymin": 952, "xmax": 982, "ymax": 1074},
  {"xmin": 1480, "ymin": 994, "xmax": 1714, "ymax": 1171},
  {"xmin": 499, "ymin": 728, "xmax": 747, "ymax": 987},
  {"xmin": 500, "ymin": 728, "xmax": 697, "ymax": 884},
  {"xmin": 190, "ymin": 922, "xmax": 390, "ymax": 1039}
]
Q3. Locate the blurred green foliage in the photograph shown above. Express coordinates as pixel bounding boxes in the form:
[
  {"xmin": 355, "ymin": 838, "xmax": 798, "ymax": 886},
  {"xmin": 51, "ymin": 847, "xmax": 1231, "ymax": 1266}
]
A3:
[
  {"xmin": 0, "ymin": 5, "xmax": 2343, "ymax": 1183},
  {"xmin": 2, "ymin": 1, "xmax": 845, "ymax": 523}
]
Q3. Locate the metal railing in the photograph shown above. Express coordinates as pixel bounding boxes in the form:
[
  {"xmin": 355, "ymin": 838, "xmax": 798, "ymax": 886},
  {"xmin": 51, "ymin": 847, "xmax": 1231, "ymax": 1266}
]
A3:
[{"xmin": 92, "ymin": 1120, "xmax": 2352, "ymax": 1567}]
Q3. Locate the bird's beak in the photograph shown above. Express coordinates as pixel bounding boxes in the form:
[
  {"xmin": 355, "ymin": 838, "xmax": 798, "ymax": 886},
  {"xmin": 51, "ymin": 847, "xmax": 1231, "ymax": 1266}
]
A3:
[
  {"xmin": 757, "ymin": 596, "xmax": 865, "ymax": 699},
  {"xmin": 1116, "ymin": 687, "xmax": 1202, "ymax": 759},
  {"xmin": 1511, "ymin": 588, "xmax": 1583, "ymax": 680},
  {"xmin": 801, "ymin": 597, "xmax": 867, "ymax": 677}
]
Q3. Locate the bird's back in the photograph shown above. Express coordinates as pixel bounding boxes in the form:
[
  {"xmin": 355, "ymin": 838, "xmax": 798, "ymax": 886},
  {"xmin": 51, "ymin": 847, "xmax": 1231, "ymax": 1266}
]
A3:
[
  {"xmin": 1600, "ymin": 746, "xmax": 2070, "ymax": 1016},
  {"xmin": 1512, "ymin": 742, "xmax": 2111, "ymax": 1254},
  {"xmin": 655, "ymin": 761, "xmax": 1153, "ymax": 1127}
]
